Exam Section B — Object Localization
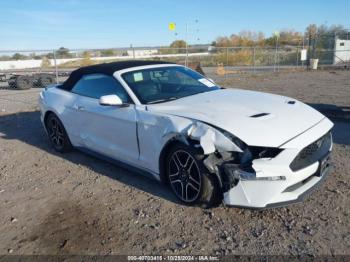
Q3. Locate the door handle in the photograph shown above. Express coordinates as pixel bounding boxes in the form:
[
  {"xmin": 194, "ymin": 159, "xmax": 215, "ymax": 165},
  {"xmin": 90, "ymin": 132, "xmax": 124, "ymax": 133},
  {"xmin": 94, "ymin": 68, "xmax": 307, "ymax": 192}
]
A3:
[{"xmin": 76, "ymin": 105, "xmax": 85, "ymax": 111}]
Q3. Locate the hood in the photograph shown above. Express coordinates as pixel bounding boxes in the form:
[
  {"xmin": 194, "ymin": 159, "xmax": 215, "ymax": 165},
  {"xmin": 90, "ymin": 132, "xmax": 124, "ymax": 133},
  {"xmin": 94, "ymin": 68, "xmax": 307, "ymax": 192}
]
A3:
[{"xmin": 147, "ymin": 89, "xmax": 325, "ymax": 147}]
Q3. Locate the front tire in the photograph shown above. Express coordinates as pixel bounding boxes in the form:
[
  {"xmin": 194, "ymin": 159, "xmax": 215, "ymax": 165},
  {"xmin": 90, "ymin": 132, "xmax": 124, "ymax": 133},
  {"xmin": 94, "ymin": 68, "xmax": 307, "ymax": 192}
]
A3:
[
  {"xmin": 166, "ymin": 143, "xmax": 221, "ymax": 208},
  {"xmin": 45, "ymin": 113, "xmax": 72, "ymax": 153}
]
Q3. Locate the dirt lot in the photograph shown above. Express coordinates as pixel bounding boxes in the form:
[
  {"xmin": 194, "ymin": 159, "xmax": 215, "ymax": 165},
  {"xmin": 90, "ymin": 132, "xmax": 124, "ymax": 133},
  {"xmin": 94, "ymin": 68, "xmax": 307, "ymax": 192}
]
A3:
[{"xmin": 0, "ymin": 70, "xmax": 349, "ymax": 256}]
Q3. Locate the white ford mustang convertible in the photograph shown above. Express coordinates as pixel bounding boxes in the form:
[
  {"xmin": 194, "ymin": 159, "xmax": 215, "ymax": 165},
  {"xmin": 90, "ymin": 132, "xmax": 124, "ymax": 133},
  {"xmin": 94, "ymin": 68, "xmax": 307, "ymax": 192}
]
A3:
[{"xmin": 39, "ymin": 61, "xmax": 333, "ymax": 209}]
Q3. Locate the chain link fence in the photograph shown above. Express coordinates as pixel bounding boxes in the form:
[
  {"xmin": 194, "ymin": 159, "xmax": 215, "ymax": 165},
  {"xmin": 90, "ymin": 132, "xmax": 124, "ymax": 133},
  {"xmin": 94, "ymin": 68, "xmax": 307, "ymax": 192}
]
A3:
[{"xmin": 1, "ymin": 36, "xmax": 350, "ymax": 89}]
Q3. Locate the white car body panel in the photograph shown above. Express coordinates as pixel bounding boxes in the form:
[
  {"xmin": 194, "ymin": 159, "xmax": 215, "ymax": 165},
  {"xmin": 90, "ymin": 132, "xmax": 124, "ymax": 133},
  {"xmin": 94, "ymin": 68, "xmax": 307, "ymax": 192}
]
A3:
[
  {"xmin": 71, "ymin": 95, "xmax": 139, "ymax": 163},
  {"xmin": 223, "ymin": 117, "xmax": 333, "ymax": 208},
  {"xmin": 135, "ymin": 110, "xmax": 241, "ymax": 173},
  {"xmin": 147, "ymin": 88, "xmax": 325, "ymax": 147},
  {"xmin": 39, "ymin": 64, "xmax": 334, "ymax": 209}
]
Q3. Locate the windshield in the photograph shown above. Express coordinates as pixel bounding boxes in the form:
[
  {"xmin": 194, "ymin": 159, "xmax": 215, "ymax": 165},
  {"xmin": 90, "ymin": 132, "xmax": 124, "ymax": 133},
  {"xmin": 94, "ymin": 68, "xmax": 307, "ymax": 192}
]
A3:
[{"xmin": 121, "ymin": 66, "xmax": 220, "ymax": 104}]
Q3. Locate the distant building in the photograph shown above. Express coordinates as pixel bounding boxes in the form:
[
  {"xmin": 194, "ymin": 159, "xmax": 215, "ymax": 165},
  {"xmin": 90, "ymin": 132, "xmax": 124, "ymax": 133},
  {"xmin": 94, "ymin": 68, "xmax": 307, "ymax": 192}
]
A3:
[
  {"xmin": 127, "ymin": 49, "xmax": 158, "ymax": 58},
  {"xmin": 334, "ymin": 38, "xmax": 350, "ymax": 64}
]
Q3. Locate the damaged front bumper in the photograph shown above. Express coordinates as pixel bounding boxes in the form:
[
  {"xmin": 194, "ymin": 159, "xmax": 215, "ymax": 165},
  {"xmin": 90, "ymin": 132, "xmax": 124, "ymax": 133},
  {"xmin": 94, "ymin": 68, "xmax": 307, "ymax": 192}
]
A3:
[
  {"xmin": 220, "ymin": 118, "xmax": 334, "ymax": 209},
  {"xmin": 222, "ymin": 154, "xmax": 332, "ymax": 209}
]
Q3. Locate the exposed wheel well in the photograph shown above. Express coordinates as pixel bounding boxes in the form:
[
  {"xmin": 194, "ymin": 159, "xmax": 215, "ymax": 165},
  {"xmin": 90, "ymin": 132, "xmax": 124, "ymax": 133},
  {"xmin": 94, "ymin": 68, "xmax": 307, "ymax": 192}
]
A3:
[
  {"xmin": 44, "ymin": 110, "xmax": 55, "ymax": 127},
  {"xmin": 158, "ymin": 139, "xmax": 183, "ymax": 184}
]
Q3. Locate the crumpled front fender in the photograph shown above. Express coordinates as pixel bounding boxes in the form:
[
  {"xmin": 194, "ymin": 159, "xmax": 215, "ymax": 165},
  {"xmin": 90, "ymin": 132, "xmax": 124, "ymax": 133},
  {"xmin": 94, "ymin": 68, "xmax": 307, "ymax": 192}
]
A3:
[{"xmin": 137, "ymin": 109, "xmax": 243, "ymax": 175}]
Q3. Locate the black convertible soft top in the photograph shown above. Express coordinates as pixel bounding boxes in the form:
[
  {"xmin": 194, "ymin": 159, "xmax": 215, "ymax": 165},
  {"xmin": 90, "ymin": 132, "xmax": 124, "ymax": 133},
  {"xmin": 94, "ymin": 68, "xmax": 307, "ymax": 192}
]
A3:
[{"xmin": 60, "ymin": 60, "xmax": 175, "ymax": 91}]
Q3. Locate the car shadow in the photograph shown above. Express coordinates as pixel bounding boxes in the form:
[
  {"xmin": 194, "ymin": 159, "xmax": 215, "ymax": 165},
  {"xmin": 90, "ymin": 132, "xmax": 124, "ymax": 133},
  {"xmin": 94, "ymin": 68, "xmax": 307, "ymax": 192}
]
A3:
[
  {"xmin": 331, "ymin": 121, "xmax": 350, "ymax": 146},
  {"xmin": 308, "ymin": 103, "xmax": 350, "ymax": 122},
  {"xmin": 308, "ymin": 103, "xmax": 350, "ymax": 146},
  {"xmin": 0, "ymin": 110, "xmax": 181, "ymax": 205}
]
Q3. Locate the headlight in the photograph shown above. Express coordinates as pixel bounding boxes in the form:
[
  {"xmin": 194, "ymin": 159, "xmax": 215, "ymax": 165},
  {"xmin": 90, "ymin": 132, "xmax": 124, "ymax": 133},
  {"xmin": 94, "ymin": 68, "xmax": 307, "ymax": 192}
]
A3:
[
  {"xmin": 248, "ymin": 146, "xmax": 283, "ymax": 159},
  {"xmin": 217, "ymin": 128, "xmax": 283, "ymax": 163},
  {"xmin": 239, "ymin": 146, "xmax": 283, "ymax": 164},
  {"xmin": 219, "ymin": 129, "xmax": 247, "ymax": 151}
]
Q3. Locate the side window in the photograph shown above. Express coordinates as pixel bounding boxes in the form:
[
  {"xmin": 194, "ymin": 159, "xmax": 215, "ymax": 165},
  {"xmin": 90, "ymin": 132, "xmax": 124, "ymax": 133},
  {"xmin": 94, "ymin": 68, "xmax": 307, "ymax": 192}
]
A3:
[{"xmin": 71, "ymin": 74, "xmax": 131, "ymax": 103}]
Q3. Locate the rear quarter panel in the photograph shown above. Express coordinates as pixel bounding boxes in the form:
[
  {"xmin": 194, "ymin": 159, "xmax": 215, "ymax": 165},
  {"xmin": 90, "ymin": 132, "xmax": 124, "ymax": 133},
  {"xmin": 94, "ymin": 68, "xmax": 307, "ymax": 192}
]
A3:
[{"xmin": 39, "ymin": 86, "xmax": 79, "ymax": 145}]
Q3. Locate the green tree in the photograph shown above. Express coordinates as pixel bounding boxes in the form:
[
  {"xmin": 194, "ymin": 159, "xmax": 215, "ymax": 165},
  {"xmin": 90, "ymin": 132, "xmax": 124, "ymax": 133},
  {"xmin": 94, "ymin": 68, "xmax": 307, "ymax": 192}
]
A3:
[
  {"xmin": 164, "ymin": 40, "xmax": 188, "ymax": 54},
  {"xmin": 279, "ymin": 30, "xmax": 303, "ymax": 45},
  {"xmin": 46, "ymin": 52, "xmax": 54, "ymax": 59},
  {"xmin": 215, "ymin": 31, "xmax": 265, "ymax": 47},
  {"xmin": 12, "ymin": 53, "xmax": 27, "ymax": 60},
  {"xmin": 81, "ymin": 51, "xmax": 93, "ymax": 66},
  {"xmin": 56, "ymin": 47, "xmax": 71, "ymax": 58},
  {"xmin": 215, "ymin": 36, "xmax": 231, "ymax": 47},
  {"xmin": 0, "ymin": 55, "xmax": 11, "ymax": 61},
  {"xmin": 170, "ymin": 40, "xmax": 187, "ymax": 49},
  {"xmin": 307, "ymin": 23, "xmax": 348, "ymax": 49},
  {"xmin": 100, "ymin": 49, "xmax": 115, "ymax": 57},
  {"xmin": 265, "ymin": 30, "xmax": 303, "ymax": 46}
]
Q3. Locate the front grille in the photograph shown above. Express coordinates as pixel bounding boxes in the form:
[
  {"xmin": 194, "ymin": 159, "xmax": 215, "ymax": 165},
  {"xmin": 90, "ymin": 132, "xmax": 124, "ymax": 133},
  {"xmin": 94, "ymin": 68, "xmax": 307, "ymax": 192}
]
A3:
[{"xmin": 290, "ymin": 132, "xmax": 332, "ymax": 171}]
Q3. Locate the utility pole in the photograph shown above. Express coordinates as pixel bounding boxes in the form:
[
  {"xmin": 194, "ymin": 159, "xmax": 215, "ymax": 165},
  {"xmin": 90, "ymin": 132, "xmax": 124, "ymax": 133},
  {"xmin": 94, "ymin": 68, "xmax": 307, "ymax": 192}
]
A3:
[
  {"xmin": 301, "ymin": 35, "xmax": 305, "ymax": 67},
  {"xmin": 185, "ymin": 23, "xmax": 188, "ymax": 67},
  {"xmin": 53, "ymin": 49, "xmax": 59, "ymax": 84},
  {"xmin": 273, "ymin": 32, "xmax": 279, "ymax": 72},
  {"xmin": 253, "ymin": 47, "xmax": 256, "ymax": 73},
  {"xmin": 170, "ymin": 19, "xmax": 198, "ymax": 67},
  {"xmin": 130, "ymin": 44, "xmax": 135, "ymax": 59}
]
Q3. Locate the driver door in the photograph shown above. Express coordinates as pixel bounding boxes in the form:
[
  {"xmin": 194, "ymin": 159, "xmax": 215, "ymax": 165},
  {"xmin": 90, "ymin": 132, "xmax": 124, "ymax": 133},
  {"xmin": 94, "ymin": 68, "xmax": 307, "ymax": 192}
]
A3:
[{"xmin": 70, "ymin": 74, "xmax": 139, "ymax": 164}]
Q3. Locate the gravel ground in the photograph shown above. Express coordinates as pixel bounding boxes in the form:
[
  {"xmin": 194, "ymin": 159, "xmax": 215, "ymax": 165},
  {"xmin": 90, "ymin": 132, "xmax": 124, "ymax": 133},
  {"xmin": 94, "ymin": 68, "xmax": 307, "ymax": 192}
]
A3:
[
  {"xmin": 0, "ymin": 70, "xmax": 349, "ymax": 256},
  {"xmin": 217, "ymin": 69, "xmax": 350, "ymax": 107}
]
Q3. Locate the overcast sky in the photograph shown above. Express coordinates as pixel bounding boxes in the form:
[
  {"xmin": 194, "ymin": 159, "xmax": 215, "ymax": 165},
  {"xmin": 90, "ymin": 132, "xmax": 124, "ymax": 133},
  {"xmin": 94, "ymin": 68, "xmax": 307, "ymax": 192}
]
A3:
[{"xmin": 1, "ymin": 0, "xmax": 349, "ymax": 50}]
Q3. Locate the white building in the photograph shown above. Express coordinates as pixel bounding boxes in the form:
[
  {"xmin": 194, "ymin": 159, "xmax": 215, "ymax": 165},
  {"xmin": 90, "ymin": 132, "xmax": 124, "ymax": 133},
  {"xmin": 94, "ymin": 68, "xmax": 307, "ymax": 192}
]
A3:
[
  {"xmin": 334, "ymin": 38, "xmax": 350, "ymax": 64},
  {"xmin": 126, "ymin": 49, "xmax": 158, "ymax": 58}
]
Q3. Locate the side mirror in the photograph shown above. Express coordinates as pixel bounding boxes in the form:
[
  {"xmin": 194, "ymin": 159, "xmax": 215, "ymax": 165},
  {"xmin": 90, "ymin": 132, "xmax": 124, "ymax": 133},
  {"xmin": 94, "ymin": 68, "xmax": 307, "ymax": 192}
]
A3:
[{"xmin": 99, "ymin": 94, "xmax": 127, "ymax": 107}]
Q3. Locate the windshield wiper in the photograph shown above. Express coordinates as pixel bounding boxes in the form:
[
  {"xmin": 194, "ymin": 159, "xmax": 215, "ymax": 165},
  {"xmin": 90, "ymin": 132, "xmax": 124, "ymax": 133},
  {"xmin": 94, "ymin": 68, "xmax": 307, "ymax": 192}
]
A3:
[{"xmin": 147, "ymin": 97, "xmax": 179, "ymax": 104}]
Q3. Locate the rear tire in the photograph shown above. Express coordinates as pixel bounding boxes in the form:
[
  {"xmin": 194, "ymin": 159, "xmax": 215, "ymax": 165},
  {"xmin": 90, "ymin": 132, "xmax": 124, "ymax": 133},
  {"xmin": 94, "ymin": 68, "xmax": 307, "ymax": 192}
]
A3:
[
  {"xmin": 166, "ymin": 143, "xmax": 221, "ymax": 208},
  {"xmin": 15, "ymin": 75, "xmax": 33, "ymax": 90},
  {"xmin": 45, "ymin": 113, "xmax": 72, "ymax": 153},
  {"xmin": 8, "ymin": 76, "xmax": 16, "ymax": 89}
]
